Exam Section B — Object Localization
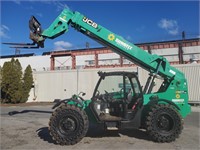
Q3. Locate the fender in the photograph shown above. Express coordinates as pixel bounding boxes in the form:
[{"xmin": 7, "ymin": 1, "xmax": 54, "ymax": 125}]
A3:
[
  {"xmin": 52, "ymin": 98, "xmax": 83, "ymax": 109},
  {"xmin": 147, "ymin": 95, "xmax": 180, "ymax": 111},
  {"xmin": 157, "ymin": 99, "xmax": 180, "ymax": 110}
]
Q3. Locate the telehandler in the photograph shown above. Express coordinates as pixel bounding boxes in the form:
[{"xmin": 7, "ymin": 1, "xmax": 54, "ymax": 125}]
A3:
[{"xmin": 26, "ymin": 8, "xmax": 191, "ymax": 145}]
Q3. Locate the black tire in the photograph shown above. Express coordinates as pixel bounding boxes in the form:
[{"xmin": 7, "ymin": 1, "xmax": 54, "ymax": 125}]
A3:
[
  {"xmin": 146, "ymin": 104, "xmax": 183, "ymax": 143},
  {"xmin": 49, "ymin": 104, "xmax": 89, "ymax": 145}
]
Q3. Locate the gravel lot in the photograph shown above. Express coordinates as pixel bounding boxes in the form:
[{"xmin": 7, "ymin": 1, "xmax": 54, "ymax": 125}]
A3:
[{"xmin": 0, "ymin": 103, "xmax": 199, "ymax": 150}]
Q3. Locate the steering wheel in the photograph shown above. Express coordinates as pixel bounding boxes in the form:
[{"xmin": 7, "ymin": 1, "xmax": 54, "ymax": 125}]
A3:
[
  {"xmin": 104, "ymin": 90, "xmax": 109, "ymax": 94},
  {"xmin": 119, "ymin": 88, "xmax": 124, "ymax": 93}
]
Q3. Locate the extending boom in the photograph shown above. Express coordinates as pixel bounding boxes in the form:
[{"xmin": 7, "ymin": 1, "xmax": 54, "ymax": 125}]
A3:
[{"xmin": 32, "ymin": 9, "xmax": 184, "ymax": 80}]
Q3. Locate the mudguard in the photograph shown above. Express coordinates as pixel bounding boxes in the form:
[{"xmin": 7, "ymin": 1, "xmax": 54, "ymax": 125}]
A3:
[{"xmin": 52, "ymin": 98, "xmax": 83, "ymax": 109}]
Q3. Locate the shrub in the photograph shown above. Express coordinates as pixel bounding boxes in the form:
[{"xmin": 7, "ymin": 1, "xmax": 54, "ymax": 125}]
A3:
[
  {"xmin": 21, "ymin": 65, "xmax": 34, "ymax": 103},
  {"xmin": 1, "ymin": 58, "xmax": 33, "ymax": 103}
]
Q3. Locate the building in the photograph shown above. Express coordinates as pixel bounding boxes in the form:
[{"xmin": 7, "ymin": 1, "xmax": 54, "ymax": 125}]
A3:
[{"xmin": 0, "ymin": 38, "xmax": 199, "ymax": 71}]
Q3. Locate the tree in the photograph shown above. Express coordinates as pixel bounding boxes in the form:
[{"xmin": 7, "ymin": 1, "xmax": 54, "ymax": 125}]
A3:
[
  {"xmin": 1, "ymin": 58, "xmax": 23, "ymax": 103},
  {"xmin": 11, "ymin": 58, "xmax": 23, "ymax": 103},
  {"xmin": 22, "ymin": 65, "xmax": 34, "ymax": 103},
  {"xmin": 1, "ymin": 58, "xmax": 33, "ymax": 103},
  {"xmin": 1, "ymin": 61, "xmax": 12, "ymax": 103}
]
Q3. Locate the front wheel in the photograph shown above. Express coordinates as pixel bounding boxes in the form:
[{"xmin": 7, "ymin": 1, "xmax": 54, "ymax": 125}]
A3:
[
  {"xmin": 49, "ymin": 104, "xmax": 89, "ymax": 145},
  {"xmin": 146, "ymin": 104, "xmax": 183, "ymax": 142}
]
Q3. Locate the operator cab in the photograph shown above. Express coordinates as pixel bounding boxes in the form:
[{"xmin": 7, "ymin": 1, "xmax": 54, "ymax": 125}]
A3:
[{"xmin": 91, "ymin": 71, "xmax": 143, "ymax": 122}]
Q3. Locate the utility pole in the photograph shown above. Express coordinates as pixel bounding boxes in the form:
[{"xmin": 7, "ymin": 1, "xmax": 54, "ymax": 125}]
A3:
[
  {"xmin": 178, "ymin": 31, "xmax": 185, "ymax": 64},
  {"xmin": 182, "ymin": 31, "xmax": 185, "ymax": 40},
  {"xmin": 86, "ymin": 42, "xmax": 90, "ymax": 49},
  {"xmin": 15, "ymin": 48, "xmax": 20, "ymax": 55},
  {"xmin": 147, "ymin": 45, "xmax": 152, "ymax": 54}
]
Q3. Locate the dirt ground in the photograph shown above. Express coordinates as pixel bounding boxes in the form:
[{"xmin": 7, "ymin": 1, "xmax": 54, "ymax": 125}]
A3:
[{"xmin": 0, "ymin": 103, "xmax": 199, "ymax": 150}]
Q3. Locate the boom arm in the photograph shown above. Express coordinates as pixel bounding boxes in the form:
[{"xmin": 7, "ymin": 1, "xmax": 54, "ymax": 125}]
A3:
[{"xmin": 31, "ymin": 9, "xmax": 185, "ymax": 81}]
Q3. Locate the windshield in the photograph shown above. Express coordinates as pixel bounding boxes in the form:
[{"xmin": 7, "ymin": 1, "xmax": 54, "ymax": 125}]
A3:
[
  {"xmin": 95, "ymin": 75, "xmax": 141, "ymax": 99},
  {"xmin": 98, "ymin": 75, "xmax": 123, "ymax": 94}
]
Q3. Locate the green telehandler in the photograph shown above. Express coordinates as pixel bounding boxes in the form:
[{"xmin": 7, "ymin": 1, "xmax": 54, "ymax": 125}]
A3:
[{"xmin": 27, "ymin": 9, "xmax": 191, "ymax": 145}]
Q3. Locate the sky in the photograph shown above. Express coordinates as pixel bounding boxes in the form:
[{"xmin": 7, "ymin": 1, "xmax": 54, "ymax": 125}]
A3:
[{"xmin": 0, "ymin": 0, "xmax": 199, "ymax": 56}]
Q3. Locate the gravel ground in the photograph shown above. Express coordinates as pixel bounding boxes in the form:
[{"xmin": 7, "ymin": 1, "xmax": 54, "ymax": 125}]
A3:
[{"xmin": 0, "ymin": 104, "xmax": 199, "ymax": 150}]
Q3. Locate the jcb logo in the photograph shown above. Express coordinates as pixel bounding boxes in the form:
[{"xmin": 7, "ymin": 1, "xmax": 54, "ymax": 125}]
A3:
[{"xmin": 83, "ymin": 17, "xmax": 98, "ymax": 29}]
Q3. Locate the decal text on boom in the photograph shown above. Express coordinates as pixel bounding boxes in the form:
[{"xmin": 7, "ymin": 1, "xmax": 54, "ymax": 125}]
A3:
[{"xmin": 83, "ymin": 17, "xmax": 98, "ymax": 29}]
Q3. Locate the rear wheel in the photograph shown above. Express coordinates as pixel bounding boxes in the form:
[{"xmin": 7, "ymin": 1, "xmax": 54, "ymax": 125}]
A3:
[
  {"xmin": 49, "ymin": 104, "xmax": 89, "ymax": 145},
  {"xmin": 146, "ymin": 104, "xmax": 183, "ymax": 142}
]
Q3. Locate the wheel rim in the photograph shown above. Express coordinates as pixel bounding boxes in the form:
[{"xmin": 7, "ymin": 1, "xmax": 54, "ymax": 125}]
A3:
[
  {"xmin": 156, "ymin": 113, "xmax": 175, "ymax": 133},
  {"xmin": 58, "ymin": 116, "xmax": 78, "ymax": 136}
]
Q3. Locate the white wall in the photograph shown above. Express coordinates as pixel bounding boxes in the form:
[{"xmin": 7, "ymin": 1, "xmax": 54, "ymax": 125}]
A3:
[
  {"xmin": 183, "ymin": 46, "xmax": 200, "ymax": 61},
  {"xmin": 76, "ymin": 55, "xmax": 94, "ymax": 66},
  {"xmin": 27, "ymin": 64, "xmax": 200, "ymax": 103}
]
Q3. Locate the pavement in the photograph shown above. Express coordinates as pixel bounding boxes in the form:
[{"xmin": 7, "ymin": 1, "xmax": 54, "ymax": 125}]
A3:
[{"xmin": 0, "ymin": 104, "xmax": 199, "ymax": 150}]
